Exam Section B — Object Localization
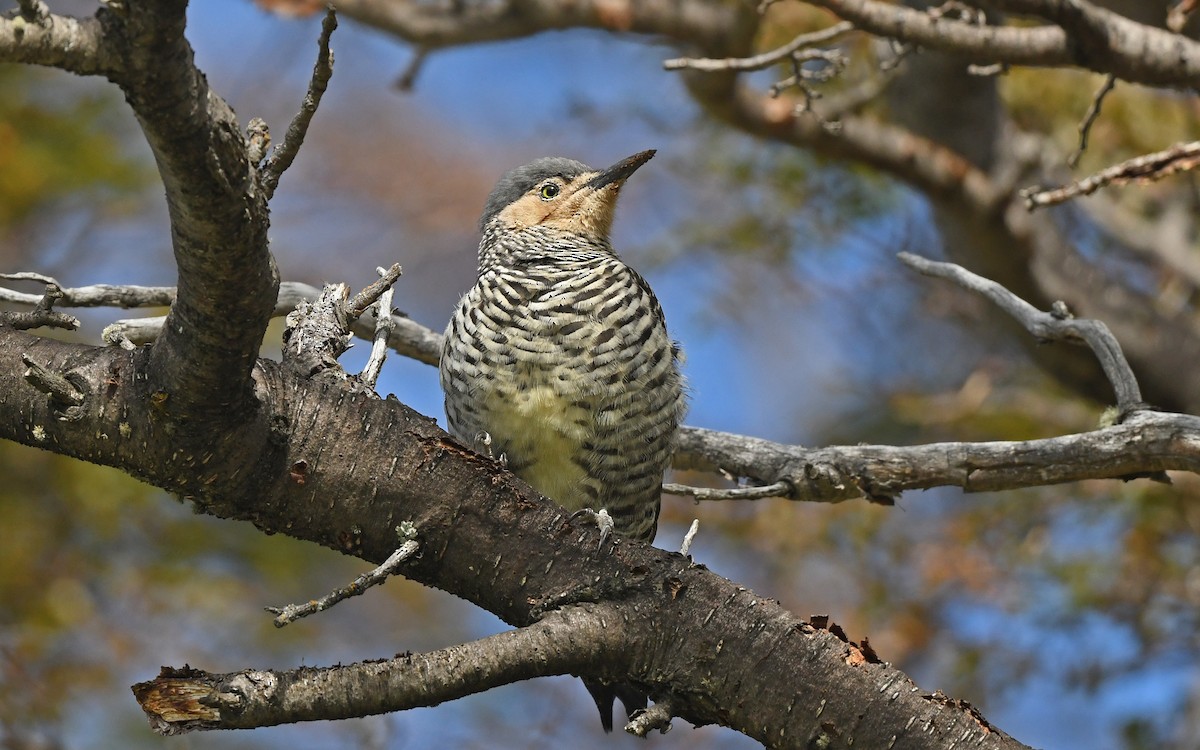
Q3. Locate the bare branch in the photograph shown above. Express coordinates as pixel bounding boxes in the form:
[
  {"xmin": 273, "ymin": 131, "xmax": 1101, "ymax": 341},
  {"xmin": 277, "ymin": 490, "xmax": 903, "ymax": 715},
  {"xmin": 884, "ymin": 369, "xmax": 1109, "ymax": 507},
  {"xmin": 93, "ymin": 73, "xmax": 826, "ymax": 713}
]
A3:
[
  {"xmin": 1069, "ymin": 73, "xmax": 1116, "ymax": 168},
  {"xmin": 2, "ymin": 283, "xmax": 79, "ymax": 332},
  {"xmin": 282, "ymin": 284, "xmax": 353, "ymax": 381},
  {"xmin": 1022, "ymin": 140, "xmax": 1200, "ymax": 209},
  {"xmin": 62, "ymin": 2, "xmax": 283, "ymax": 423},
  {"xmin": 899, "ymin": 252, "xmax": 1144, "ymax": 414},
  {"xmin": 0, "ymin": 278, "xmax": 440, "ymax": 365},
  {"xmin": 662, "ymin": 481, "xmax": 790, "ymax": 501},
  {"xmin": 678, "ymin": 519, "xmax": 700, "ymax": 557},
  {"xmin": 332, "ymin": 0, "xmax": 752, "ymax": 56},
  {"xmin": 133, "ymin": 604, "xmax": 626, "ymax": 732},
  {"xmin": 259, "ymin": 9, "xmax": 337, "ymax": 200},
  {"xmin": 267, "ymin": 522, "xmax": 418, "ymax": 627},
  {"xmin": 0, "ymin": 10, "xmax": 112, "ymax": 76},
  {"xmin": 346, "ymin": 263, "xmax": 402, "ymax": 319},
  {"xmin": 663, "ymin": 22, "xmax": 854, "ymax": 72},
  {"xmin": 359, "ymin": 266, "xmax": 399, "ymax": 389},
  {"xmin": 280, "ymin": 267, "xmax": 407, "ymax": 385},
  {"xmin": 674, "ymin": 411, "xmax": 1194, "ymax": 504},
  {"xmin": 394, "ymin": 45, "xmax": 429, "ymax": 90},
  {"xmin": 806, "ymin": 0, "xmax": 1200, "ymax": 87},
  {"xmin": 0, "ymin": 277, "xmax": 175, "ymax": 308}
]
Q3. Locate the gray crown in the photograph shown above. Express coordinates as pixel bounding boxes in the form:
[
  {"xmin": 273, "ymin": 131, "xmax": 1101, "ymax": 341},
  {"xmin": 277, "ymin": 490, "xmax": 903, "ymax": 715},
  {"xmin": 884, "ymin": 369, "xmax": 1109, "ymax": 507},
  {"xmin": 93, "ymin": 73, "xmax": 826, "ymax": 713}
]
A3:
[{"xmin": 478, "ymin": 156, "xmax": 592, "ymax": 231}]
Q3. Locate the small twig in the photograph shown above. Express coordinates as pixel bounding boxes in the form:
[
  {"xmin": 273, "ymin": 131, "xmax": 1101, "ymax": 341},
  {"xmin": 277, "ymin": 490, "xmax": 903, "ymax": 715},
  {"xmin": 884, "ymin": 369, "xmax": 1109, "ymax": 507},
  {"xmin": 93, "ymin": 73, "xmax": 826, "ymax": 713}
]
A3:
[
  {"xmin": 1169, "ymin": 0, "xmax": 1198, "ymax": 32},
  {"xmin": 769, "ymin": 48, "xmax": 848, "ymax": 107},
  {"xmin": 4, "ymin": 283, "xmax": 79, "ymax": 331},
  {"xmin": 1022, "ymin": 140, "xmax": 1200, "ymax": 209},
  {"xmin": 678, "ymin": 520, "xmax": 700, "ymax": 557},
  {"xmin": 57, "ymin": 279, "xmax": 440, "ymax": 365},
  {"xmin": 346, "ymin": 263, "xmax": 403, "ymax": 320},
  {"xmin": 879, "ymin": 39, "xmax": 912, "ymax": 72},
  {"xmin": 966, "ymin": 62, "xmax": 1008, "ymax": 76},
  {"xmin": 394, "ymin": 46, "xmax": 429, "ymax": 91},
  {"xmin": 662, "ymin": 481, "xmax": 791, "ymax": 501},
  {"xmin": 268, "ymin": 522, "xmax": 419, "ymax": 627},
  {"xmin": 359, "ymin": 266, "xmax": 399, "ymax": 389},
  {"xmin": 663, "ymin": 22, "xmax": 853, "ymax": 72},
  {"xmin": 898, "ymin": 252, "xmax": 1145, "ymax": 417},
  {"xmin": 259, "ymin": 8, "xmax": 337, "ymax": 200},
  {"xmin": 0, "ymin": 274, "xmax": 175, "ymax": 308},
  {"xmin": 625, "ymin": 697, "xmax": 674, "ymax": 736},
  {"xmin": 22, "ymin": 354, "xmax": 85, "ymax": 420},
  {"xmin": 0, "ymin": 271, "xmax": 57, "ymax": 285},
  {"xmin": 1068, "ymin": 73, "xmax": 1115, "ymax": 168}
]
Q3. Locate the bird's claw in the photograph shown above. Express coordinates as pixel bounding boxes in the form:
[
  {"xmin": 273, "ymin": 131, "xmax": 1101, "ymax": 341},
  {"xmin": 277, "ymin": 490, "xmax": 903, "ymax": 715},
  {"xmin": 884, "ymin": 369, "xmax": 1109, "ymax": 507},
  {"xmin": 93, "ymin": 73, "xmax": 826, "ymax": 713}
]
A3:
[
  {"xmin": 571, "ymin": 507, "xmax": 615, "ymax": 550},
  {"xmin": 473, "ymin": 431, "xmax": 506, "ymax": 467},
  {"xmin": 473, "ymin": 431, "xmax": 493, "ymax": 457}
]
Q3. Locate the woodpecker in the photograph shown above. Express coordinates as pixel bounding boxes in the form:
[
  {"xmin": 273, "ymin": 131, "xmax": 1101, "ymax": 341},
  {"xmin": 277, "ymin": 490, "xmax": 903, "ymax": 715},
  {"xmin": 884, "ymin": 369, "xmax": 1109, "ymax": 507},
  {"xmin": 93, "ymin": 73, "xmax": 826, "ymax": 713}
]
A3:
[{"xmin": 439, "ymin": 150, "xmax": 686, "ymax": 732}]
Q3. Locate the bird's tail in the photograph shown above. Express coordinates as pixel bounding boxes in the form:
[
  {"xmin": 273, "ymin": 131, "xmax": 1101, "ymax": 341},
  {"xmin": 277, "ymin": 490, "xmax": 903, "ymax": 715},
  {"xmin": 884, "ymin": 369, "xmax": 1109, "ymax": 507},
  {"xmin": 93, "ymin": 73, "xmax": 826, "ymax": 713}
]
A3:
[{"xmin": 583, "ymin": 677, "xmax": 648, "ymax": 733}]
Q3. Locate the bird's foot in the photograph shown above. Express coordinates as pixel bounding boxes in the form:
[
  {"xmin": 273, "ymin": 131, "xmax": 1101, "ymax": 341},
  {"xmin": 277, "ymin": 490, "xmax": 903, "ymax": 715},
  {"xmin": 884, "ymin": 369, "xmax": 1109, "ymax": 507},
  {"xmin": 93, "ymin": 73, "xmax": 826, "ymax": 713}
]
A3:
[
  {"xmin": 570, "ymin": 507, "xmax": 614, "ymax": 550},
  {"xmin": 472, "ymin": 431, "xmax": 508, "ymax": 468}
]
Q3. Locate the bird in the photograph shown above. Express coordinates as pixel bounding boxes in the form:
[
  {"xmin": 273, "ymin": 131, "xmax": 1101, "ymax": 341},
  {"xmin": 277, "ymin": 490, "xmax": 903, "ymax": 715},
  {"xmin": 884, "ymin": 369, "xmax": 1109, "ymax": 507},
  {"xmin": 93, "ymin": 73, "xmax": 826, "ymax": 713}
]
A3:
[{"xmin": 439, "ymin": 149, "xmax": 686, "ymax": 732}]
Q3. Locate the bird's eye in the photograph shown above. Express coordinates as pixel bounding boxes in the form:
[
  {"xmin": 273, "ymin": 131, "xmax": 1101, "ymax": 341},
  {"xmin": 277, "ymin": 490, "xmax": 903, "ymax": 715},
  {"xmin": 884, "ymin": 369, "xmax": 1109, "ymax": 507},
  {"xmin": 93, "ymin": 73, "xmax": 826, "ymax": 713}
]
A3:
[{"xmin": 539, "ymin": 183, "xmax": 560, "ymax": 200}]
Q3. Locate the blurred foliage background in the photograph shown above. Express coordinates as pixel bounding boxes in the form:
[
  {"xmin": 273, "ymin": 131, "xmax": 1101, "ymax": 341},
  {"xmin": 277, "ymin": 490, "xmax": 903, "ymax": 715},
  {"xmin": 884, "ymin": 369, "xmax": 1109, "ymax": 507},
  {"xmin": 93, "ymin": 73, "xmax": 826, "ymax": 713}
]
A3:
[{"xmin": 2, "ymin": 1, "xmax": 1200, "ymax": 749}]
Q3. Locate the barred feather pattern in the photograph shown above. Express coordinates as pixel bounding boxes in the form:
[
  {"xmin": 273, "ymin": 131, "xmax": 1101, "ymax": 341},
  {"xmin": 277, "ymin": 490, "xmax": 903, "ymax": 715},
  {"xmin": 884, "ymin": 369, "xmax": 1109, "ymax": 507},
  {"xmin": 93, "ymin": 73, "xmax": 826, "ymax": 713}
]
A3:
[{"xmin": 440, "ymin": 222, "xmax": 686, "ymax": 544}]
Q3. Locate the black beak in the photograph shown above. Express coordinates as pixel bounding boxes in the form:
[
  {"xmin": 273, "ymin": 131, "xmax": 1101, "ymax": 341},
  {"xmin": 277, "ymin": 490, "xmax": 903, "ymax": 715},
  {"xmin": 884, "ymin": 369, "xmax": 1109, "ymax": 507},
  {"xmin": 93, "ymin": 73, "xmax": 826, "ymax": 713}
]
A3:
[{"xmin": 585, "ymin": 149, "xmax": 656, "ymax": 191}]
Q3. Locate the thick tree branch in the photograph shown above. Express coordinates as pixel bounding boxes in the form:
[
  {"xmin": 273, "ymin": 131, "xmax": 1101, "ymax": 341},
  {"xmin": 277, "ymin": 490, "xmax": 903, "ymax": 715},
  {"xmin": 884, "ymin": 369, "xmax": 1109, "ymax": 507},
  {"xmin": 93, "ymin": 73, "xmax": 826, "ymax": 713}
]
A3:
[
  {"xmin": 61, "ymin": 1, "xmax": 279, "ymax": 423},
  {"xmin": 134, "ymin": 604, "xmax": 625, "ymax": 732},
  {"xmin": 805, "ymin": 0, "xmax": 1200, "ymax": 87},
  {"xmin": 333, "ymin": 0, "xmax": 757, "ymax": 55},
  {"xmin": 0, "ymin": 319, "xmax": 1039, "ymax": 748},
  {"xmin": 0, "ymin": 8, "xmax": 112, "ymax": 76}
]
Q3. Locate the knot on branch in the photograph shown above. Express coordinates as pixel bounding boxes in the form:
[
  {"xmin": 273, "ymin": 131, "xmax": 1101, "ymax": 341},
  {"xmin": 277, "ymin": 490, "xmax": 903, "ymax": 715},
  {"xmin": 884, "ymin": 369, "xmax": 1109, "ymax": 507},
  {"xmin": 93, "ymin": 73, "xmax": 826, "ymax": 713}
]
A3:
[
  {"xmin": 281, "ymin": 265, "xmax": 403, "ymax": 389},
  {"xmin": 782, "ymin": 461, "xmax": 888, "ymax": 504},
  {"xmin": 282, "ymin": 285, "xmax": 353, "ymax": 382},
  {"xmin": 22, "ymin": 354, "xmax": 87, "ymax": 421},
  {"xmin": 625, "ymin": 697, "xmax": 674, "ymax": 736}
]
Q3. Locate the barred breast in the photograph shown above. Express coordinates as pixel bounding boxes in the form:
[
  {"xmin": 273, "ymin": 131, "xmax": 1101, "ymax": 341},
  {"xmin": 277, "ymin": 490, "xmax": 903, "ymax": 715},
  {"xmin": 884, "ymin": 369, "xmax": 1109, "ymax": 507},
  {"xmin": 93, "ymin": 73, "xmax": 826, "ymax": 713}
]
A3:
[{"xmin": 440, "ymin": 239, "xmax": 684, "ymax": 543}]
